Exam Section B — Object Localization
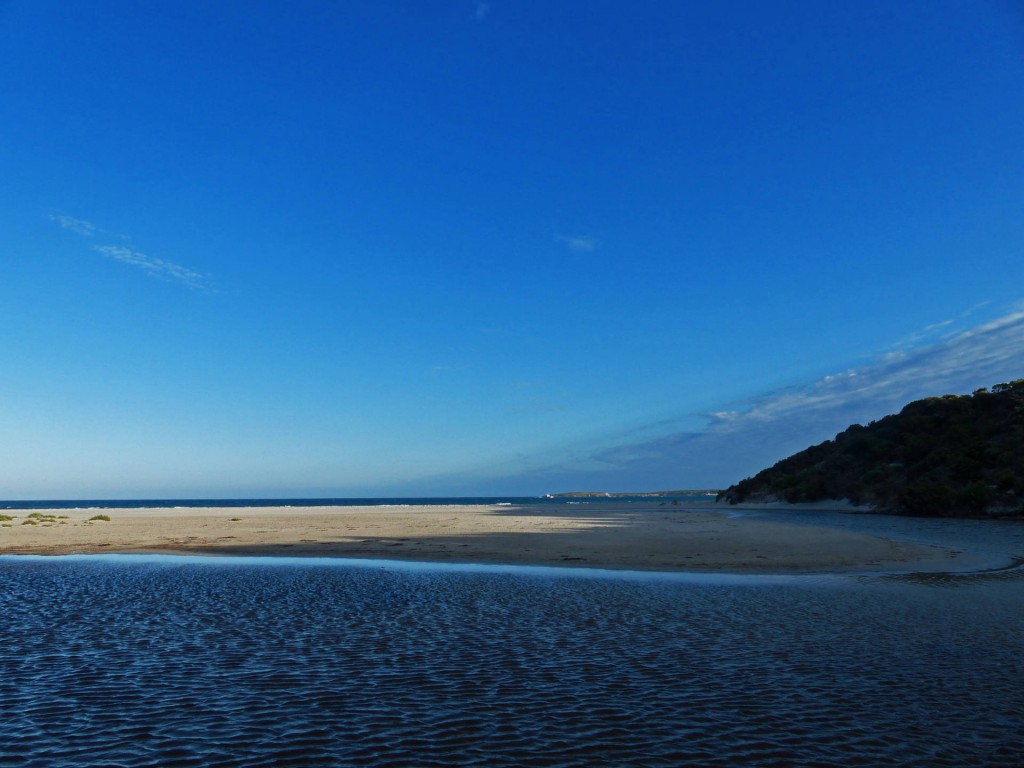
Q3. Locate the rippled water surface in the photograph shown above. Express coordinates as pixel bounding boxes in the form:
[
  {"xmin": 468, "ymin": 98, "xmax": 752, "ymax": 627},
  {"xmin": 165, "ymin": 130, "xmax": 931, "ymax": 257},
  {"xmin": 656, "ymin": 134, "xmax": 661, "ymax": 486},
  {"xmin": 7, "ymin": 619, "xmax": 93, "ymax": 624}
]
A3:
[{"xmin": 1, "ymin": 556, "xmax": 1022, "ymax": 767}]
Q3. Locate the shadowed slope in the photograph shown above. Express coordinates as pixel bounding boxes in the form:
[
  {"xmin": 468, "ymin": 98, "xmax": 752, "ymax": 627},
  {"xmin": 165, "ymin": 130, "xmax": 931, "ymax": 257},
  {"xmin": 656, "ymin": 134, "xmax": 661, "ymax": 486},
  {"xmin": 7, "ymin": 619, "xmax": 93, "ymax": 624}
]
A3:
[{"xmin": 720, "ymin": 380, "xmax": 1024, "ymax": 517}]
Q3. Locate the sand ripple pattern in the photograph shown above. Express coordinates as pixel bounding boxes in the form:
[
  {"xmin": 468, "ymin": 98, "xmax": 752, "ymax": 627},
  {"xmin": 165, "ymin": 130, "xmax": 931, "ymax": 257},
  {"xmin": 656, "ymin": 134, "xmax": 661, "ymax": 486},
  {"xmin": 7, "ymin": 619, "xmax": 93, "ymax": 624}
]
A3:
[{"xmin": 1, "ymin": 560, "xmax": 1022, "ymax": 767}]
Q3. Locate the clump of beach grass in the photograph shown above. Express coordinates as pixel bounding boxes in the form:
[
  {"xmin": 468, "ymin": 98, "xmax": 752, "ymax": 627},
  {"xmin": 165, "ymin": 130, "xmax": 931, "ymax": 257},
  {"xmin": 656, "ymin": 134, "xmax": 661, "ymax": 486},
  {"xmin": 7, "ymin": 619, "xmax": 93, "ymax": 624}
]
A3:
[
  {"xmin": 88, "ymin": 514, "xmax": 112, "ymax": 522},
  {"xmin": 21, "ymin": 519, "xmax": 38, "ymax": 526},
  {"xmin": 0, "ymin": 514, "xmax": 14, "ymax": 522}
]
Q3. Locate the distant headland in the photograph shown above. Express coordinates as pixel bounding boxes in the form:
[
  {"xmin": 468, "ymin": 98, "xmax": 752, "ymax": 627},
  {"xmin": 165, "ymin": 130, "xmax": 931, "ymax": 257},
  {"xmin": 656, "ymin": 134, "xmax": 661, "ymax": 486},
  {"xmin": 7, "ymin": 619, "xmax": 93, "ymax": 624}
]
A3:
[
  {"xmin": 719, "ymin": 379, "xmax": 1024, "ymax": 518},
  {"xmin": 545, "ymin": 490, "xmax": 718, "ymax": 499}
]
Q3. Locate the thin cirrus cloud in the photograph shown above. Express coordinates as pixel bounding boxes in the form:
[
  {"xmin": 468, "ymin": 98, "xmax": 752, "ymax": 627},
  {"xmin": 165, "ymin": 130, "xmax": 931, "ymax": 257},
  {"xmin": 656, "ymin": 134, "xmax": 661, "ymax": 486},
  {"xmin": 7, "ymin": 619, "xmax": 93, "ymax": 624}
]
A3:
[
  {"xmin": 50, "ymin": 213, "xmax": 213, "ymax": 291},
  {"xmin": 556, "ymin": 234, "xmax": 600, "ymax": 253},
  {"xmin": 92, "ymin": 245, "xmax": 213, "ymax": 291},
  {"xmin": 49, "ymin": 214, "xmax": 97, "ymax": 237},
  {"xmin": 488, "ymin": 305, "xmax": 1024, "ymax": 492}
]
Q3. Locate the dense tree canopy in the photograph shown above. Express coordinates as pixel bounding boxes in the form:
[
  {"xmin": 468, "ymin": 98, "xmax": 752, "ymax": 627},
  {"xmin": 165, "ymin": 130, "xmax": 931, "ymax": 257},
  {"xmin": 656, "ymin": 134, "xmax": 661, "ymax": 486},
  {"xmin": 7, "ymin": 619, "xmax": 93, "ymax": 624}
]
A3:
[{"xmin": 719, "ymin": 380, "xmax": 1024, "ymax": 517}]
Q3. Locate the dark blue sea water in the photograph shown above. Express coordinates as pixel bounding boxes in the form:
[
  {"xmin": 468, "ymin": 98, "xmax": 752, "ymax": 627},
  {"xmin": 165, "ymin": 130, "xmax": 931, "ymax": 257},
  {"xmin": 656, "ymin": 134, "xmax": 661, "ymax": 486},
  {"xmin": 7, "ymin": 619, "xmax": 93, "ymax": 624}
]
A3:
[
  {"xmin": 2, "ymin": 551, "xmax": 1023, "ymax": 767},
  {"xmin": 0, "ymin": 494, "xmax": 715, "ymax": 511}
]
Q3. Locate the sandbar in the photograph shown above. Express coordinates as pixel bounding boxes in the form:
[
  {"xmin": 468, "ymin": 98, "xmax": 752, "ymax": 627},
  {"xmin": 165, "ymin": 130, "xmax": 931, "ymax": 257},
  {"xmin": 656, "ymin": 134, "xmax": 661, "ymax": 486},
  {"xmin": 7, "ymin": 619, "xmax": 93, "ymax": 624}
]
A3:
[{"xmin": 0, "ymin": 502, "xmax": 964, "ymax": 573}]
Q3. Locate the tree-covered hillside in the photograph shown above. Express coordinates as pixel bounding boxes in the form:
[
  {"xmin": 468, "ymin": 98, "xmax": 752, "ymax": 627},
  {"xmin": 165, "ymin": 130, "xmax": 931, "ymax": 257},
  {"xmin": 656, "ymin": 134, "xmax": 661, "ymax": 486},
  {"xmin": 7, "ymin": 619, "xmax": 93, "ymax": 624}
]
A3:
[{"xmin": 718, "ymin": 380, "xmax": 1024, "ymax": 517}]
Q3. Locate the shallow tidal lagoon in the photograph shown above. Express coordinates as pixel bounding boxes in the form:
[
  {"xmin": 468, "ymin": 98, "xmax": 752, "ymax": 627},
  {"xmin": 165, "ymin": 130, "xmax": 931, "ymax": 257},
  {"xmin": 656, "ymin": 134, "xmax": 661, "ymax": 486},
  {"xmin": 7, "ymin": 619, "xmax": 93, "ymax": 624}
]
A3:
[{"xmin": 2, "ymin": 551, "xmax": 1023, "ymax": 767}]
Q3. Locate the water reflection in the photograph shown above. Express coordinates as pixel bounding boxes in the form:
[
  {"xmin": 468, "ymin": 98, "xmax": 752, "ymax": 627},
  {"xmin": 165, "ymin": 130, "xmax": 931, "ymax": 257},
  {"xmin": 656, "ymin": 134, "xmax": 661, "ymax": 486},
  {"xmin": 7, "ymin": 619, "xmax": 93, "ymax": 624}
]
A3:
[
  {"xmin": 1, "ymin": 555, "xmax": 1021, "ymax": 767},
  {"xmin": 871, "ymin": 557, "xmax": 1024, "ymax": 588}
]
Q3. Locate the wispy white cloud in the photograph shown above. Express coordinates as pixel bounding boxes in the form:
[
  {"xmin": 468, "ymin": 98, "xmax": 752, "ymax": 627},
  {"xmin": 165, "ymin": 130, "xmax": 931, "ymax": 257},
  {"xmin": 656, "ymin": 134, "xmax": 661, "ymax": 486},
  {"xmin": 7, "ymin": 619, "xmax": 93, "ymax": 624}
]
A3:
[
  {"xmin": 49, "ymin": 214, "xmax": 97, "ymax": 236},
  {"xmin": 50, "ymin": 213, "xmax": 214, "ymax": 291},
  {"xmin": 93, "ymin": 245, "xmax": 213, "ymax": 291},
  {"xmin": 882, "ymin": 302, "xmax": 997, "ymax": 353},
  {"xmin": 465, "ymin": 305, "xmax": 1024, "ymax": 493},
  {"xmin": 556, "ymin": 234, "xmax": 600, "ymax": 253}
]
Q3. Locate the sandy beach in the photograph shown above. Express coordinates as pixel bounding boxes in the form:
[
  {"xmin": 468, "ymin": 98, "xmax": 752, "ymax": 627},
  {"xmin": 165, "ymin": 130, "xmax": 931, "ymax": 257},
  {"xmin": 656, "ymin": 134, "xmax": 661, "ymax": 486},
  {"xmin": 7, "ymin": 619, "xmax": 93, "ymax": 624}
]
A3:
[{"xmin": 0, "ymin": 501, "xmax": 964, "ymax": 573}]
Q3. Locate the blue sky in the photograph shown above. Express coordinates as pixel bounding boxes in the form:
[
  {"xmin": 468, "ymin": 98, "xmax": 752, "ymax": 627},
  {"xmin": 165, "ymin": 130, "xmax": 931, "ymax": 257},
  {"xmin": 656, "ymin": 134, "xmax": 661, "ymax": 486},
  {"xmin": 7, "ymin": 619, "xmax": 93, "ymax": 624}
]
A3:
[{"xmin": 2, "ymin": 1, "xmax": 1023, "ymax": 498}]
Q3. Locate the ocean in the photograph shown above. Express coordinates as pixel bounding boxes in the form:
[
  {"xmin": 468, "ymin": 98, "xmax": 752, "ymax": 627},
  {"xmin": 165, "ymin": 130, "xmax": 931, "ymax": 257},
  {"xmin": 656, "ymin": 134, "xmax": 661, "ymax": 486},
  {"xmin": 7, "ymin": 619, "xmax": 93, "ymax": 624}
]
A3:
[
  {"xmin": 0, "ymin": 494, "xmax": 715, "ymax": 511},
  {"xmin": 1, "ymin": 502, "xmax": 1022, "ymax": 766}
]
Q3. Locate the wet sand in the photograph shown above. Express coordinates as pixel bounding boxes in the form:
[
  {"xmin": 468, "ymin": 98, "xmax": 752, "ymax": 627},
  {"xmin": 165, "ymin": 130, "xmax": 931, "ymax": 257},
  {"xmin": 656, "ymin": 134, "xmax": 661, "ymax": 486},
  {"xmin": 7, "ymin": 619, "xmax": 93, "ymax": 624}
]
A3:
[{"xmin": 0, "ymin": 502, "xmax": 964, "ymax": 573}]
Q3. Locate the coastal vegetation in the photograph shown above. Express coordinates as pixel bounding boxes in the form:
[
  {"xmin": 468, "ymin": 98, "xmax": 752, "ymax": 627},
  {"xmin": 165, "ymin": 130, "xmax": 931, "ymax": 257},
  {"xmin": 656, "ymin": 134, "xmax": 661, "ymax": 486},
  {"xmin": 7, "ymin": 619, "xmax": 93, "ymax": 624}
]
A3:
[
  {"xmin": 719, "ymin": 379, "xmax": 1024, "ymax": 517},
  {"xmin": 0, "ymin": 512, "xmax": 74, "ymax": 527},
  {"xmin": 0, "ymin": 511, "xmax": 107, "ymax": 531}
]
